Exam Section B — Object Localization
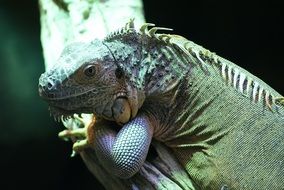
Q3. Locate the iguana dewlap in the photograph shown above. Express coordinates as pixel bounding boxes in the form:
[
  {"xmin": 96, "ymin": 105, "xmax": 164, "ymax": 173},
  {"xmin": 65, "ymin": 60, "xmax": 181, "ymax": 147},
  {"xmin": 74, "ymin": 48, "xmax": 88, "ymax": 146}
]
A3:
[{"xmin": 39, "ymin": 20, "xmax": 284, "ymax": 189}]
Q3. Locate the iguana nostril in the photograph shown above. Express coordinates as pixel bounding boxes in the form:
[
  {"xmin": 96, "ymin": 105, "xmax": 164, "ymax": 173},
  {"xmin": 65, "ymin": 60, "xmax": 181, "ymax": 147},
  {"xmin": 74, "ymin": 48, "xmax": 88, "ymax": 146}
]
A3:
[
  {"xmin": 46, "ymin": 78, "xmax": 57, "ymax": 90},
  {"xmin": 47, "ymin": 81, "xmax": 53, "ymax": 90}
]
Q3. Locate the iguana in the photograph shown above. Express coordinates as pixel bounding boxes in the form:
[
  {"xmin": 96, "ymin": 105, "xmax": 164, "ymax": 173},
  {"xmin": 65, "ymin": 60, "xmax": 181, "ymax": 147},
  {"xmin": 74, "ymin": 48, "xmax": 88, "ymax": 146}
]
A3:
[{"xmin": 38, "ymin": 19, "xmax": 284, "ymax": 189}]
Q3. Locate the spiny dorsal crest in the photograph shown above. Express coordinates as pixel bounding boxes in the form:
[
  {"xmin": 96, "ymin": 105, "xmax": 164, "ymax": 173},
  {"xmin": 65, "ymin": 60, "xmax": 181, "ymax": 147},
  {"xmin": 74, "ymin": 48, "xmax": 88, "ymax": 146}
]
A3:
[
  {"xmin": 137, "ymin": 21, "xmax": 284, "ymax": 112},
  {"xmin": 220, "ymin": 63, "xmax": 274, "ymax": 110},
  {"xmin": 104, "ymin": 18, "xmax": 136, "ymax": 42},
  {"xmin": 275, "ymin": 97, "xmax": 284, "ymax": 108},
  {"xmin": 138, "ymin": 22, "xmax": 215, "ymax": 69}
]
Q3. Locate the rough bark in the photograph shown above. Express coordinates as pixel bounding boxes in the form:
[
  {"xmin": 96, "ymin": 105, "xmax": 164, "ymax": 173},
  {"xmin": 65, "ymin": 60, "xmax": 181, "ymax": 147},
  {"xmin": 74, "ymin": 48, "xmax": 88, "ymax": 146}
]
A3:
[{"xmin": 39, "ymin": 0, "xmax": 195, "ymax": 189}]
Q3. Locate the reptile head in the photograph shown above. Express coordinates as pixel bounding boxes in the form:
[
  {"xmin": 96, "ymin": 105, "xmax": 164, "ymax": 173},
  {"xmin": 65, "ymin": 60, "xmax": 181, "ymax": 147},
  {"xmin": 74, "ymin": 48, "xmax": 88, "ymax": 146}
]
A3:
[{"xmin": 38, "ymin": 39, "xmax": 140, "ymax": 124}]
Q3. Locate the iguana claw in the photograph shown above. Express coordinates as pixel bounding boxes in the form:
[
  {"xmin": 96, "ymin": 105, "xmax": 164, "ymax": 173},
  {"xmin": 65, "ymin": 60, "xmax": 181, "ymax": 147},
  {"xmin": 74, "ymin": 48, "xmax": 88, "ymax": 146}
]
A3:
[{"xmin": 58, "ymin": 115, "xmax": 96, "ymax": 156}]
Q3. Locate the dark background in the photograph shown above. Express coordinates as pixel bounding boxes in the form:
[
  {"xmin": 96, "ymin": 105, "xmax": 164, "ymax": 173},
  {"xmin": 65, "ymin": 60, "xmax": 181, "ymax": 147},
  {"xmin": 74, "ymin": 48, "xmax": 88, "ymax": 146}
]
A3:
[{"xmin": 0, "ymin": 0, "xmax": 283, "ymax": 189}]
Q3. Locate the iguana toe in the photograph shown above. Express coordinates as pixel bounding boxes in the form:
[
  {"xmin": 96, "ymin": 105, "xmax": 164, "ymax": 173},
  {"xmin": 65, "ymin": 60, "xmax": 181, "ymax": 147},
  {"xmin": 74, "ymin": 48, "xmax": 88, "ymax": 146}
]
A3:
[{"xmin": 58, "ymin": 115, "xmax": 96, "ymax": 155}]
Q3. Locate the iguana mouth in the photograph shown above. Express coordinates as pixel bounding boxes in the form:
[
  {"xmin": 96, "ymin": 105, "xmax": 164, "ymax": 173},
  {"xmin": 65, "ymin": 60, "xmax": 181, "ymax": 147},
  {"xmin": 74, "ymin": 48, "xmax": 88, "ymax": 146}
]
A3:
[
  {"xmin": 44, "ymin": 84, "xmax": 141, "ymax": 124},
  {"xmin": 47, "ymin": 92, "xmax": 134, "ymax": 124},
  {"xmin": 48, "ymin": 106, "xmax": 92, "ymax": 122},
  {"xmin": 48, "ymin": 106, "xmax": 75, "ymax": 122}
]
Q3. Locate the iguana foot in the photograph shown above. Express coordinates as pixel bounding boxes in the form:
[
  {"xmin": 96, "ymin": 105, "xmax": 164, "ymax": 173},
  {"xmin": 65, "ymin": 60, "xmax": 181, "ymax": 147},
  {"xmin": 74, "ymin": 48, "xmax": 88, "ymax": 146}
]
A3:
[
  {"xmin": 58, "ymin": 128, "xmax": 89, "ymax": 153},
  {"xmin": 58, "ymin": 115, "xmax": 96, "ymax": 156}
]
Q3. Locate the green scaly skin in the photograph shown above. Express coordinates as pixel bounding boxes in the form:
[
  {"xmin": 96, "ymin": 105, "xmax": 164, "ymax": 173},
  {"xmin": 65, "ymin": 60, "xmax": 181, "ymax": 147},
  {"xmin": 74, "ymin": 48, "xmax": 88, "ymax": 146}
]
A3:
[{"xmin": 39, "ymin": 20, "xmax": 284, "ymax": 189}]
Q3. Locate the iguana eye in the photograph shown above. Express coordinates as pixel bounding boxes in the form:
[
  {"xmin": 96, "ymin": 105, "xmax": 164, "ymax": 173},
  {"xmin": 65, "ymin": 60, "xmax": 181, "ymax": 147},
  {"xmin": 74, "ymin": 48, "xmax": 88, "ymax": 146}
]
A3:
[{"xmin": 84, "ymin": 65, "xmax": 96, "ymax": 77}]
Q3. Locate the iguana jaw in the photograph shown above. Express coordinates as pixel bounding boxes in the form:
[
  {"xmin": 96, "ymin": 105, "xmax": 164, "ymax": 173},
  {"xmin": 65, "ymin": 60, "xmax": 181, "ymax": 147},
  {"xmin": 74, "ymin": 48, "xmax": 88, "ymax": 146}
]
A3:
[
  {"xmin": 45, "ymin": 91, "xmax": 136, "ymax": 124},
  {"xmin": 48, "ymin": 106, "xmax": 89, "ymax": 122}
]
